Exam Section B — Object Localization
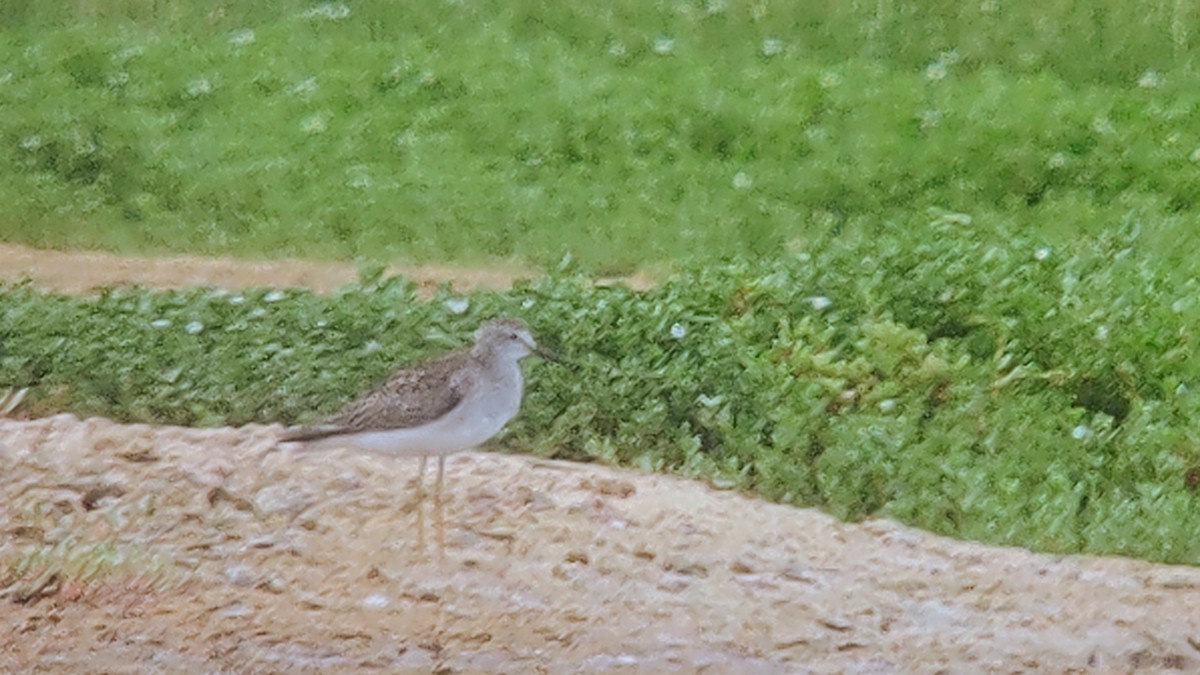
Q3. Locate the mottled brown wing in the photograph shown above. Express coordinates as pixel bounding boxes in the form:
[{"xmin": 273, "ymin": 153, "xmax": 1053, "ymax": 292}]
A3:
[{"xmin": 279, "ymin": 350, "xmax": 472, "ymax": 442}]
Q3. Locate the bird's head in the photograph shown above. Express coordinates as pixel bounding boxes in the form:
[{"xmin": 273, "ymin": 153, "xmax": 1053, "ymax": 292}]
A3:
[{"xmin": 473, "ymin": 317, "xmax": 561, "ymax": 363}]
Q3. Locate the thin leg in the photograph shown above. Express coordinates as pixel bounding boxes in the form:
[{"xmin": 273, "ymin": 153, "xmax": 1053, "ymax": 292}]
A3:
[
  {"xmin": 418, "ymin": 454, "xmax": 428, "ymax": 499},
  {"xmin": 416, "ymin": 454, "xmax": 427, "ymax": 547},
  {"xmin": 435, "ymin": 454, "xmax": 446, "ymax": 558}
]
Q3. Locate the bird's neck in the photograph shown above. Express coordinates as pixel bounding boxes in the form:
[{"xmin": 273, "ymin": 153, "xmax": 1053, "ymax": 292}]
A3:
[{"xmin": 472, "ymin": 351, "xmax": 525, "ymax": 405}]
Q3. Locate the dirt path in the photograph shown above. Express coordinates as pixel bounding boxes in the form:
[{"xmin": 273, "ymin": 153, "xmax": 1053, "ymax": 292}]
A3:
[
  {"xmin": 0, "ymin": 243, "xmax": 656, "ymax": 294},
  {"xmin": 3, "ymin": 415, "xmax": 1200, "ymax": 673},
  {"xmin": 0, "ymin": 242, "xmax": 531, "ymax": 294}
]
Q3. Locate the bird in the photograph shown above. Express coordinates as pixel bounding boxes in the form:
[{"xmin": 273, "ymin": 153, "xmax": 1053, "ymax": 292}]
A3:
[{"xmin": 273, "ymin": 317, "xmax": 559, "ymax": 547}]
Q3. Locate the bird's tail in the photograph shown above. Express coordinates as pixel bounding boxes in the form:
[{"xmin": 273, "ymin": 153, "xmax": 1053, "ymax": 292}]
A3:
[
  {"xmin": 277, "ymin": 424, "xmax": 351, "ymax": 443},
  {"xmin": 259, "ymin": 425, "xmax": 334, "ymax": 467}
]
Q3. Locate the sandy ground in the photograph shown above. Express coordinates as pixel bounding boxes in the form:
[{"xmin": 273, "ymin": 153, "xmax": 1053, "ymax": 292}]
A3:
[
  {"xmin": 3, "ymin": 244, "xmax": 1200, "ymax": 672},
  {"xmin": 3, "ymin": 415, "xmax": 1200, "ymax": 673},
  {"xmin": 0, "ymin": 242, "xmax": 655, "ymax": 295},
  {"xmin": 0, "ymin": 242, "xmax": 538, "ymax": 295}
]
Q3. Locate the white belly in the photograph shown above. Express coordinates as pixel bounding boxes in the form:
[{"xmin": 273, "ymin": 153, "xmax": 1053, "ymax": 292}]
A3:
[
  {"xmin": 305, "ymin": 365, "xmax": 524, "ymax": 457},
  {"xmin": 325, "ymin": 408, "xmax": 512, "ymax": 456}
]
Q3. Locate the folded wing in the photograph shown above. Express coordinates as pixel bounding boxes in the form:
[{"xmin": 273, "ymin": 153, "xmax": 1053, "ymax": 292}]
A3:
[{"xmin": 279, "ymin": 351, "xmax": 471, "ymax": 442}]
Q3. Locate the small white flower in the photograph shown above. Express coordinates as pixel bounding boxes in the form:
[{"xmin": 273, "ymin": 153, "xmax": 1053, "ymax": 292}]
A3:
[
  {"xmin": 1047, "ymin": 152, "xmax": 1067, "ymax": 169},
  {"xmin": 940, "ymin": 49, "xmax": 962, "ymax": 65},
  {"xmin": 185, "ymin": 321, "xmax": 204, "ymax": 335},
  {"xmin": 1033, "ymin": 247, "xmax": 1051, "ymax": 262},
  {"xmin": 879, "ymin": 398, "xmax": 897, "ymax": 413},
  {"xmin": 20, "ymin": 135, "xmax": 41, "ymax": 151},
  {"xmin": 809, "ymin": 296, "xmax": 833, "ymax": 311},
  {"xmin": 761, "ymin": 38, "xmax": 783, "ymax": 57},
  {"xmin": 363, "ymin": 340, "xmax": 381, "ymax": 354},
  {"xmin": 74, "ymin": 136, "xmax": 96, "ymax": 156},
  {"xmin": 919, "ymin": 109, "xmax": 942, "ymax": 130},
  {"xmin": 1071, "ymin": 425, "xmax": 1089, "ymax": 440},
  {"xmin": 117, "ymin": 46, "xmax": 145, "ymax": 62},
  {"xmin": 653, "ymin": 37, "xmax": 675, "ymax": 55},
  {"xmin": 444, "ymin": 298, "xmax": 470, "ymax": 314},
  {"xmin": 229, "ymin": 29, "xmax": 256, "ymax": 46},
  {"xmin": 1137, "ymin": 70, "xmax": 1161, "ymax": 89},
  {"xmin": 608, "ymin": 42, "xmax": 626, "ymax": 58},
  {"xmin": 300, "ymin": 113, "xmax": 327, "ymax": 134},
  {"xmin": 151, "ymin": 319, "xmax": 172, "ymax": 329},
  {"xmin": 938, "ymin": 212, "xmax": 973, "ymax": 226},
  {"xmin": 1176, "ymin": 383, "xmax": 1189, "ymax": 396},
  {"xmin": 705, "ymin": 0, "xmax": 727, "ymax": 15},
  {"xmin": 290, "ymin": 77, "xmax": 318, "ymax": 97},
  {"xmin": 263, "ymin": 290, "xmax": 286, "ymax": 302},
  {"xmin": 670, "ymin": 322, "xmax": 687, "ymax": 339},
  {"xmin": 302, "ymin": 3, "xmax": 351, "ymax": 20},
  {"xmin": 186, "ymin": 78, "xmax": 212, "ymax": 97},
  {"xmin": 1091, "ymin": 116, "xmax": 1115, "ymax": 135},
  {"xmin": 521, "ymin": 298, "xmax": 536, "ymax": 310},
  {"xmin": 819, "ymin": 71, "xmax": 841, "ymax": 88},
  {"xmin": 249, "ymin": 307, "xmax": 268, "ymax": 319},
  {"xmin": 346, "ymin": 169, "xmax": 372, "ymax": 190},
  {"xmin": 1095, "ymin": 325, "xmax": 1109, "ymax": 340},
  {"xmin": 732, "ymin": 172, "xmax": 753, "ymax": 190},
  {"xmin": 229, "ymin": 295, "xmax": 246, "ymax": 305},
  {"xmin": 804, "ymin": 126, "xmax": 828, "ymax": 142},
  {"xmin": 925, "ymin": 61, "xmax": 947, "ymax": 81},
  {"xmin": 979, "ymin": 0, "xmax": 998, "ymax": 13}
]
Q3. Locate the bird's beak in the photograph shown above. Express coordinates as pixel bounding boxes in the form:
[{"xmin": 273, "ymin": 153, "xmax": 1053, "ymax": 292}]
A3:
[
  {"xmin": 534, "ymin": 345, "xmax": 579, "ymax": 369},
  {"xmin": 534, "ymin": 346, "xmax": 566, "ymax": 363}
]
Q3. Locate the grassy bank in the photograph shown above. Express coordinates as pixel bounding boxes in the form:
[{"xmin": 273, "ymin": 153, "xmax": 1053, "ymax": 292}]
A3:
[
  {"xmin": 3, "ymin": 222, "xmax": 1199, "ymax": 564},
  {"xmin": 1, "ymin": 1, "xmax": 1198, "ymax": 270}
]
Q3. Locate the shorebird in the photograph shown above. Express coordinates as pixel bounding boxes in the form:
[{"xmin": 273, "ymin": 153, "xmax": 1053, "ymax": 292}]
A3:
[{"xmin": 274, "ymin": 317, "xmax": 560, "ymax": 546}]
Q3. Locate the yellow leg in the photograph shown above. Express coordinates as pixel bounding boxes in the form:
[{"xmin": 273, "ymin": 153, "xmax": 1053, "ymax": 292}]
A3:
[
  {"xmin": 435, "ymin": 453, "xmax": 446, "ymax": 558},
  {"xmin": 416, "ymin": 454, "xmax": 427, "ymax": 547}
]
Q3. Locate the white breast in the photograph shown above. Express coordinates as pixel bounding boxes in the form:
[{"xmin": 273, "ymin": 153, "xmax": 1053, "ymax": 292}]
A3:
[{"xmin": 319, "ymin": 358, "xmax": 526, "ymax": 457}]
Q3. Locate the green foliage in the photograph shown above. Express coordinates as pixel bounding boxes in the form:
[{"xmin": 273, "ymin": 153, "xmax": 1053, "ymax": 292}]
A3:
[
  {"xmin": 4, "ymin": 223, "xmax": 1199, "ymax": 564},
  {"xmin": 1, "ymin": 2, "xmax": 1198, "ymax": 268}
]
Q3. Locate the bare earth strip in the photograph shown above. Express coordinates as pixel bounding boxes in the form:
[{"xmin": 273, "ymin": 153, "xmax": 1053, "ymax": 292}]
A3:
[
  {"xmin": 2, "ymin": 415, "xmax": 1200, "ymax": 673},
  {"xmin": 0, "ymin": 242, "xmax": 531, "ymax": 294}
]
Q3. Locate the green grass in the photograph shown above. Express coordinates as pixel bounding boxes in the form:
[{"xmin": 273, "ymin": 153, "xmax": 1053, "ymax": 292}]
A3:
[
  {"xmin": 4, "ymin": 222, "xmax": 1200, "ymax": 564},
  {"xmin": 1, "ymin": 1, "xmax": 1198, "ymax": 270},
  {"xmin": 0, "ymin": 539, "xmax": 177, "ymax": 604}
]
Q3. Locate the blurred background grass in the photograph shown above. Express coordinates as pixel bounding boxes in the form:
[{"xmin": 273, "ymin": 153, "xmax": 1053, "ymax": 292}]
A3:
[{"xmin": 0, "ymin": 0, "xmax": 1197, "ymax": 272}]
